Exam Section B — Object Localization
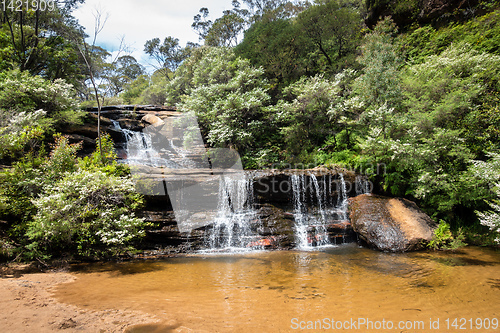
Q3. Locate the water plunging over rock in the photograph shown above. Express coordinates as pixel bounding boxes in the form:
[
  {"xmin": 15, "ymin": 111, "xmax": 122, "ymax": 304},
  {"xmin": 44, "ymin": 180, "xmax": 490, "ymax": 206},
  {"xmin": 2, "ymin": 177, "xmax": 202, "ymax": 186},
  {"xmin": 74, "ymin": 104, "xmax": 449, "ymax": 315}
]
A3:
[
  {"xmin": 80, "ymin": 106, "xmax": 441, "ymax": 254},
  {"xmin": 204, "ymin": 174, "xmax": 261, "ymax": 250},
  {"xmin": 290, "ymin": 173, "xmax": 352, "ymax": 249}
]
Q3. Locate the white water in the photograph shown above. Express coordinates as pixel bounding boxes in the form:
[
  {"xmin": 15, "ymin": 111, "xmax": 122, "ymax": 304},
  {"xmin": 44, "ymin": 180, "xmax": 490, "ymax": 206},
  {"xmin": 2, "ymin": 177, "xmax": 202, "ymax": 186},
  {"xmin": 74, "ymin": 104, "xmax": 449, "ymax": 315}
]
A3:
[
  {"xmin": 112, "ymin": 120, "xmax": 181, "ymax": 168},
  {"xmin": 291, "ymin": 173, "xmax": 349, "ymax": 249},
  {"xmin": 355, "ymin": 175, "xmax": 372, "ymax": 195},
  {"xmin": 113, "ymin": 120, "xmax": 261, "ymax": 251},
  {"xmin": 205, "ymin": 174, "xmax": 260, "ymax": 250}
]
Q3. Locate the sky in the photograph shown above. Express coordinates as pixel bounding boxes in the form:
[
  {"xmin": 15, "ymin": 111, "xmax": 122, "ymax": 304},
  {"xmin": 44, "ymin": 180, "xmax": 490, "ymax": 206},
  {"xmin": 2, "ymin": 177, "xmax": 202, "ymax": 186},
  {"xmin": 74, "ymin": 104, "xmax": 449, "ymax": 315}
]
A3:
[{"xmin": 73, "ymin": 0, "xmax": 234, "ymax": 71}]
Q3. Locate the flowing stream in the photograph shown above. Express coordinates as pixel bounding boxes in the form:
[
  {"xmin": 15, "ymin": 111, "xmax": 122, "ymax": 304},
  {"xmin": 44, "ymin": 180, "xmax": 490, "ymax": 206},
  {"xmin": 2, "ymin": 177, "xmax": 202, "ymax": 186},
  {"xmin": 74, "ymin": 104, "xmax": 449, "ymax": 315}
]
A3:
[{"xmin": 55, "ymin": 246, "xmax": 500, "ymax": 333}]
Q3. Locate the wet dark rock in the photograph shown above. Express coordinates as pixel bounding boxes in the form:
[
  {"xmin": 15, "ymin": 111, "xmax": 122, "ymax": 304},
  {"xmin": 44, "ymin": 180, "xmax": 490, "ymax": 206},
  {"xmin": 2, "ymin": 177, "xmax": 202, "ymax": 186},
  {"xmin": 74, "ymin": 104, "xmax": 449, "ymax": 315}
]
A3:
[
  {"xmin": 247, "ymin": 236, "xmax": 279, "ymax": 249},
  {"xmin": 116, "ymin": 118, "xmax": 144, "ymax": 131},
  {"xmin": 87, "ymin": 112, "xmax": 114, "ymax": 126},
  {"xmin": 349, "ymin": 194, "xmax": 438, "ymax": 252},
  {"xmin": 63, "ymin": 133, "xmax": 95, "ymax": 155},
  {"xmin": 255, "ymin": 203, "xmax": 295, "ymax": 248}
]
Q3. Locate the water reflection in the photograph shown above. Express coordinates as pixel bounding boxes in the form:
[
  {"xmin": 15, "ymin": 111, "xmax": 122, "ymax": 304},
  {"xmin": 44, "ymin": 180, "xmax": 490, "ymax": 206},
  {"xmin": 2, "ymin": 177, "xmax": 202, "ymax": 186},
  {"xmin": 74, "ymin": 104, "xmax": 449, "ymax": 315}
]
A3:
[{"xmin": 56, "ymin": 245, "xmax": 500, "ymax": 332}]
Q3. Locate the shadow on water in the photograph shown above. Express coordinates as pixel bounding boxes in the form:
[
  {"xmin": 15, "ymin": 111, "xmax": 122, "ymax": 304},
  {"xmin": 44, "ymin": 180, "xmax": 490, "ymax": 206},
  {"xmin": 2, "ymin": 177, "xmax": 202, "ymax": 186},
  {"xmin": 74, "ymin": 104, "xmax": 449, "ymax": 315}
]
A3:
[
  {"xmin": 69, "ymin": 253, "xmax": 273, "ymax": 277},
  {"xmin": 430, "ymin": 256, "xmax": 497, "ymax": 267},
  {"xmin": 70, "ymin": 261, "xmax": 170, "ymax": 276},
  {"xmin": 488, "ymin": 278, "xmax": 500, "ymax": 289},
  {"xmin": 125, "ymin": 323, "xmax": 180, "ymax": 333}
]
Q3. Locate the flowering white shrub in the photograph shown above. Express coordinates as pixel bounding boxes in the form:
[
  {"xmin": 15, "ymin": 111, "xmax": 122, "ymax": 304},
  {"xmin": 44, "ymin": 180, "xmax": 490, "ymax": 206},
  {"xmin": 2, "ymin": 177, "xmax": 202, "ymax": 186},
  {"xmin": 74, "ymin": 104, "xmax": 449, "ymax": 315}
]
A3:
[
  {"xmin": 476, "ymin": 197, "xmax": 500, "ymax": 244},
  {"xmin": 178, "ymin": 47, "xmax": 270, "ymax": 152},
  {"xmin": 472, "ymin": 153, "xmax": 500, "ymax": 243},
  {"xmin": 0, "ymin": 70, "xmax": 82, "ymax": 125},
  {"xmin": 0, "ymin": 109, "xmax": 47, "ymax": 159},
  {"xmin": 27, "ymin": 170, "xmax": 146, "ymax": 257}
]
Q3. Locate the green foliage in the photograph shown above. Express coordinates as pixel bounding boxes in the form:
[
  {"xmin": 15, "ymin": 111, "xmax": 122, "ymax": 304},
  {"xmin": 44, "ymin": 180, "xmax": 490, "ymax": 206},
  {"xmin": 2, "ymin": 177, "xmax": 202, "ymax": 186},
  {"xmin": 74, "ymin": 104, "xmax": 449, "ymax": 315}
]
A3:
[
  {"xmin": 0, "ymin": 70, "xmax": 83, "ymax": 126},
  {"xmin": 79, "ymin": 133, "xmax": 130, "ymax": 177},
  {"xmin": 0, "ymin": 135, "xmax": 80, "ymax": 223},
  {"xmin": 401, "ymin": 10, "xmax": 500, "ymax": 64},
  {"xmin": 0, "ymin": 132, "xmax": 139, "ymax": 260},
  {"xmin": 295, "ymin": 0, "xmax": 363, "ymax": 72},
  {"xmin": 121, "ymin": 74, "xmax": 150, "ymax": 104},
  {"xmin": 144, "ymin": 36, "xmax": 187, "ymax": 77},
  {"xmin": 273, "ymin": 74, "xmax": 343, "ymax": 159},
  {"xmin": 205, "ymin": 10, "xmax": 247, "ymax": 47},
  {"xmin": 138, "ymin": 72, "xmax": 169, "ymax": 105},
  {"xmin": 428, "ymin": 220, "xmax": 467, "ymax": 250},
  {"xmin": 237, "ymin": 0, "xmax": 363, "ymax": 84},
  {"xmin": 236, "ymin": 19, "xmax": 305, "ymax": 89},
  {"xmin": 105, "ymin": 55, "xmax": 145, "ymax": 96},
  {"xmin": 471, "ymin": 152, "xmax": 500, "ymax": 244},
  {"xmin": 0, "ymin": 109, "xmax": 47, "ymax": 161},
  {"xmin": 353, "ymin": 17, "xmax": 404, "ymax": 109},
  {"xmin": 364, "ymin": 0, "xmax": 420, "ymax": 28},
  {"xmin": 45, "ymin": 134, "xmax": 81, "ymax": 179},
  {"xmin": 121, "ymin": 71, "xmax": 170, "ymax": 106},
  {"xmin": 402, "ymin": 43, "xmax": 500, "ymax": 129},
  {"xmin": 27, "ymin": 170, "xmax": 146, "ymax": 259},
  {"xmin": 0, "ymin": 154, "xmax": 46, "ymax": 222},
  {"xmin": 0, "ymin": 4, "xmax": 87, "ymax": 86},
  {"xmin": 178, "ymin": 47, "xmax": 271, "ymax": 155}
]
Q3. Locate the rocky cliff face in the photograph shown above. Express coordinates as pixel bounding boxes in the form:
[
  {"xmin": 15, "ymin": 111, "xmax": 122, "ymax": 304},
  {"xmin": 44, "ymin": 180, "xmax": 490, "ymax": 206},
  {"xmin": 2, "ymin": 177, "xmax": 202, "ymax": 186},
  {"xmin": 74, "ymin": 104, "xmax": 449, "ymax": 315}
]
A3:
[
  {"xmin": 60, "ymin": 105, "xmax": 179, "ymax": 156},
  {"xmin": 64, "ymin": 106, "xmax": 435, "ymax": 254}
]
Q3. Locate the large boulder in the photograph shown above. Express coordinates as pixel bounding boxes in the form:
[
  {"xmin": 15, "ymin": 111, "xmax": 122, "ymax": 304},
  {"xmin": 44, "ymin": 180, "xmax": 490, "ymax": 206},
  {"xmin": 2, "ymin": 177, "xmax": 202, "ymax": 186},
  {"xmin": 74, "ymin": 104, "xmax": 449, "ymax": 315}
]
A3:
[
  {"xmin": 141, "ymin": 114, "xmax": 165, "ymax": 129},
  {"xmin": 349, "ymin": 194, "xmax": 437, "ymax": 252}
]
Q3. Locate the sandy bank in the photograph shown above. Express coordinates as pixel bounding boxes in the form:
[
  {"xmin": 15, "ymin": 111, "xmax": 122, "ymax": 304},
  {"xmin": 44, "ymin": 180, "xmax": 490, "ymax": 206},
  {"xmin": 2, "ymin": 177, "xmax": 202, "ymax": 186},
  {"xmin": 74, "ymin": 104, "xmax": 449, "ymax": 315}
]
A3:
[{"xmin": 0, "ymin": 267, "xmax": 158, "ymax": 332}]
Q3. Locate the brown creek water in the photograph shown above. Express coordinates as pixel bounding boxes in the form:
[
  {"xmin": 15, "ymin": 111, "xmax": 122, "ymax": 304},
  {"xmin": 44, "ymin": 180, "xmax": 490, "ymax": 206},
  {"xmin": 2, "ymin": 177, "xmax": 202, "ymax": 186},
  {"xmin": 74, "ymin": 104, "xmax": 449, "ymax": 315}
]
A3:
[{"xmin": 54, "ymin": 244, "xmax": 500, "ymax": 332}]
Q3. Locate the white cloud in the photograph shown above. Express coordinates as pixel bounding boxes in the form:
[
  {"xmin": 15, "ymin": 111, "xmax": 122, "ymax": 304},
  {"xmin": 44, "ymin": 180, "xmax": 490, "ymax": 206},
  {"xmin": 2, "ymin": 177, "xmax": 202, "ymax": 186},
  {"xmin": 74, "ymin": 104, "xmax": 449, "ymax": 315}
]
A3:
[{"xmin": 73, "ymin": 0, "xmax": 232, "ymax": 69}]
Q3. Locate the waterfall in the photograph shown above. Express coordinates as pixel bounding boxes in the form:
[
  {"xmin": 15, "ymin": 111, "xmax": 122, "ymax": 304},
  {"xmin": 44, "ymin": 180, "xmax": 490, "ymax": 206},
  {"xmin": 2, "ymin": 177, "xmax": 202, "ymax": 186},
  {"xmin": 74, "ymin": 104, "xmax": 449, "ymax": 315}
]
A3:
[
  {"xmin": 291, "ymin": 173, "xmax": 349, "ymax": 249},
  {"xmin": 112, "ymin": 118, "xmax": 356, "ymax": 251},
  {"xmin": 113, "ymin": 119, "xmax": 262, "ymax": 252},
  {"xmin": 337, "ymin": 174, "xmax": 348, "ymax": 220},
  {"xmin": 355, "ymin": 176, "xmax": 372, "ymax": 195},
  {"xmin": 112, "ymin": 120, "xmax": 180, "ymax": 168},
  {"xmin": 205, "ymin": 173, "xmax": 260, "ymax": 250},
  {"xmin": 291, "ymin": 174, "xmax": 308, "ymax": 248}
]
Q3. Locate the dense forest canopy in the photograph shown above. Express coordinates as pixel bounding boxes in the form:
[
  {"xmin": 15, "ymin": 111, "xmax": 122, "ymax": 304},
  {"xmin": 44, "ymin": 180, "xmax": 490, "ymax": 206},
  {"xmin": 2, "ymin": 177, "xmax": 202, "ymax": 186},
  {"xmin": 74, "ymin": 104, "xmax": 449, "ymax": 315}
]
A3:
[{"xmin": 1, "ymin": 0, "xmax": 500, "ymax": 261}]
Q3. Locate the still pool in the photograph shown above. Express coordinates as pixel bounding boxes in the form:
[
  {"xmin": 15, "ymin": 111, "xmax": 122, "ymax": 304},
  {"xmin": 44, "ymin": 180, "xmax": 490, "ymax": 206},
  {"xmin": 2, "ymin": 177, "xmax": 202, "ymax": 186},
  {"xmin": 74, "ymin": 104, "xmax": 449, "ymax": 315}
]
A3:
[{"xmin": 55, "ymin": 244, "xmax": 500, "ymax": 332}]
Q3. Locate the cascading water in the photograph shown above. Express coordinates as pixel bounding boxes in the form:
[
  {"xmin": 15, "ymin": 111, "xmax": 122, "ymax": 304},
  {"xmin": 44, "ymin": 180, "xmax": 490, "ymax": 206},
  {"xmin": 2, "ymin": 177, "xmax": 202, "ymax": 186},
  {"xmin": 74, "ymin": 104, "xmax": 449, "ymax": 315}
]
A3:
[
  {"xmin": 112, "ymin": 120, "xmax": 180, "ymax": 168},
  {"xmin": 113, "ymin": 120, "xmax": 261, "ymax": 252},
  {"xmin": 355, "ymin": 175, "xmax": 372, "ymax": 195},
  {"xmin": 205, "ymin": 173, "xmax": 260, "ymax": 250},
  {"xmin": 112, "ymin": 117, "xmax": 354, "ymax": 252},
  {"xmin": 291, "ymin": 173, "xmax": 349, "ymax": 249}
]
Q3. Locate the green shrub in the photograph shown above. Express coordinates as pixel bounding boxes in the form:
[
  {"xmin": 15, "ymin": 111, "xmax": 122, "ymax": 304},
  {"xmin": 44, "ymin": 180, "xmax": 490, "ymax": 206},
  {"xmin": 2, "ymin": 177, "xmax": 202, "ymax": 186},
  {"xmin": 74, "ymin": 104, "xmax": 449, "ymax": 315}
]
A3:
[
  {"xmin": 0, "ymin": 70, "xmax": 83, "ymax": 126},
  {"xmin": 27, "ymin": 170, "xmax": 146, "ymax": 259},
  {"xmin": 428, "ymin": 220, "xmax": 467, "ymax": 250},
  {"xmin": 79, "ymin": 133, "xmax": 130, "ymax": 177},
  {"xmin": 179, "ymin": 47, "xmax": 271, "ymax": 153},
  {"xmin": 44, "ymin": 134, "xmax": 81, "ymax": 181},
  {"xmin": 0, "ymin": 109, "xmax": 47, "ymax": 161},
  {"xmin": 401, "ymin": 9, "xmax": 500, "ymax": 63},
  {"xmin": 471, "ymin": 152, "xmax": 500, "ymax": 244}
]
